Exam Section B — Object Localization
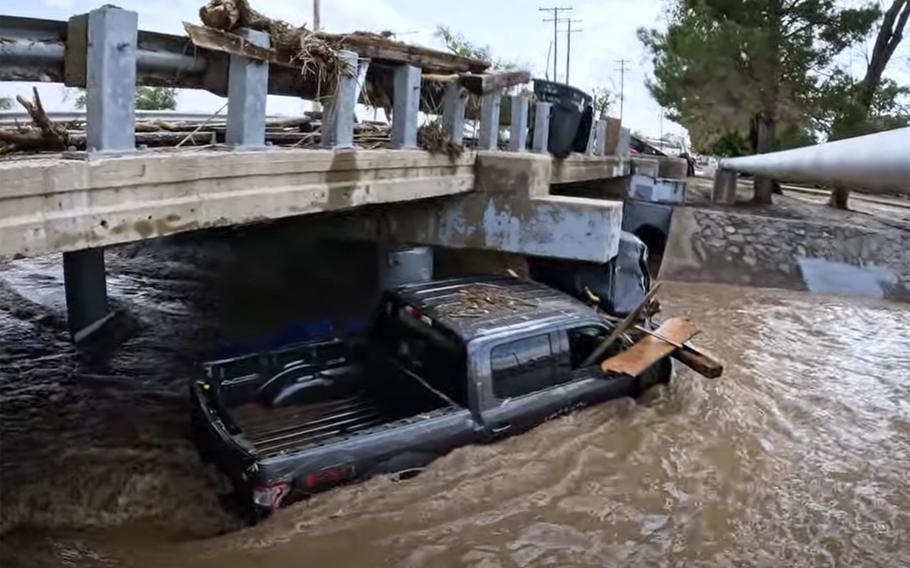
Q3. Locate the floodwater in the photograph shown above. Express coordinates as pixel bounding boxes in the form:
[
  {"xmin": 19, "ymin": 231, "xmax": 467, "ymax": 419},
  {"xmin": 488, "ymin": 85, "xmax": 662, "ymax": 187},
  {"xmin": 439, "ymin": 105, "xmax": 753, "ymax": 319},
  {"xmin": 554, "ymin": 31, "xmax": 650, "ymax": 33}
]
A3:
[{"xmin": 1, "ymin": 249, "xmax": 909, "ymax": 567}]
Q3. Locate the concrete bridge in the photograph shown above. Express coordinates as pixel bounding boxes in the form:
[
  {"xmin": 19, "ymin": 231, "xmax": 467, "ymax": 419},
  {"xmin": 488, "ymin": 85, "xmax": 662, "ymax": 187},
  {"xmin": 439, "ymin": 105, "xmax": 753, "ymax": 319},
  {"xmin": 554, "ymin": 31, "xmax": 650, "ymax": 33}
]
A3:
[{"xmin": 0, "ymin": 5, "xmax": 686, "ymax": 347}]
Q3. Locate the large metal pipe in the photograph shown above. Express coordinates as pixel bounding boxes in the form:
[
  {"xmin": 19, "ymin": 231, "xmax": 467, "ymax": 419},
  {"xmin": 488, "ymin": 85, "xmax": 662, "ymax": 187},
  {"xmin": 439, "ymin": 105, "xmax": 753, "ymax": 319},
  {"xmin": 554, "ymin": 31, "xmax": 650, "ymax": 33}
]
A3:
[{"xmin": 719, "ymin": 127, "xmax": 910, "ymax": 195}]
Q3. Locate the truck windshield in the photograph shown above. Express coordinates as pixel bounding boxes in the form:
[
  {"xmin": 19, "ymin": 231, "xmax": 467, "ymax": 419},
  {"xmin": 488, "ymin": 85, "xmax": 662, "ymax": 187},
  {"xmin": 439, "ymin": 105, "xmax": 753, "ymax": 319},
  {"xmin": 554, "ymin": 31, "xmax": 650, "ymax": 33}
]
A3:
[{"xmin": 373, "ymin": 302, "xmax": 468, "ymax": 407}]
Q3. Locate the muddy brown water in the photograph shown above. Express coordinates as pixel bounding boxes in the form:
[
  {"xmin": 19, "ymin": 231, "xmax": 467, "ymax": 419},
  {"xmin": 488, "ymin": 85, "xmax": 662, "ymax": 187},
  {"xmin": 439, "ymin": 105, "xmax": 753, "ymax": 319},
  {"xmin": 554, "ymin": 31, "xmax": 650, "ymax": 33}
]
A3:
[{"xmin": 1, "ymin": 252, "xmax": 909, "ymax": 567}]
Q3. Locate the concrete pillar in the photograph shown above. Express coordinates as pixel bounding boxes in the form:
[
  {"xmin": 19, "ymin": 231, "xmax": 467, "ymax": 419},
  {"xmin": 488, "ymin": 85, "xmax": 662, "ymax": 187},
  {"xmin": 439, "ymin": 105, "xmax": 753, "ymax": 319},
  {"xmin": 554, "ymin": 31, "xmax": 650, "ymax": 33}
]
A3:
[
  {"xmin": 532, "ymin": 102, "xmax": 551, "ymax": 154},
  {"xmin": 478, "ymin": 92, "xmax": 501, "ymax": 151},
  {"xmin": 442, "ymin": 83, "xmax": 466, "ymax": 145},
  {"xmin": 617, "ymin": 127, "xmax": 631, "ymax": 156},
  {"xmin": 594, "ymin": 119, "xmax": 607, "ymax": 156},
  {"xmin": 508, "ymin": 95, "xmax": 529, "ymax": 152},
  {"xmin": 391, "ymin": 64, "xmax": 421, "ymax": 149},
  {"xmin": 322, "ymin": 50, "xmax": 359, "ymax": 149},
  {"xmin": 63, "ymin": 250, "xmax": 109, "ymax": 339},
  {"xmin": 379, "ymin": 246, "xmax": 434, "ymax": 289},
  {"xmin": 85, "ymin": 5, "xmax": 137, "ymax": 153},
  {"xmin": 712, "ymin": 168, "xmax": 738, "ymax": 205},
  {"xmin": 226, "ymin": 28, "xmax": 269, "ymax": 148}
]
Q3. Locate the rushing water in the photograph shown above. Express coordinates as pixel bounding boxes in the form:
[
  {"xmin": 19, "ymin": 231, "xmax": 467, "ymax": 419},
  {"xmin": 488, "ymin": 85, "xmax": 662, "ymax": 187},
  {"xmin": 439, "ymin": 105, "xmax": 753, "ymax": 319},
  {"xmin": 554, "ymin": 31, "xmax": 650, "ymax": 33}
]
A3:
[{"xmin": 1, "ymin": 249, "xmax": 909, "ymax": 567}]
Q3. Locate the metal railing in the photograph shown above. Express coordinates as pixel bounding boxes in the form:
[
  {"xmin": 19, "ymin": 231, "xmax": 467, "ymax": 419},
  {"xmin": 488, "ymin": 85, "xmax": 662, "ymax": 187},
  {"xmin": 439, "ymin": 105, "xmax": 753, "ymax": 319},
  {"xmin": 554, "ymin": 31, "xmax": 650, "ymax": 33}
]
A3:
[{"xmin": 0, "ymin": 7, "xmax": 631, "ymax": 157}]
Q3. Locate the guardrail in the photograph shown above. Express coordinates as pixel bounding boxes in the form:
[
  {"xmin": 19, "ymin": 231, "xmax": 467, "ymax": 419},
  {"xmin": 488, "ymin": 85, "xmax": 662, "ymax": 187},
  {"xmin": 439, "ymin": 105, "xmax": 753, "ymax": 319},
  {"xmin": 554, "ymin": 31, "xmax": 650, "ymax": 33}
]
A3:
[{"xmin": 0, "ymin": 7, "xmax": 629, "ymax": 157}]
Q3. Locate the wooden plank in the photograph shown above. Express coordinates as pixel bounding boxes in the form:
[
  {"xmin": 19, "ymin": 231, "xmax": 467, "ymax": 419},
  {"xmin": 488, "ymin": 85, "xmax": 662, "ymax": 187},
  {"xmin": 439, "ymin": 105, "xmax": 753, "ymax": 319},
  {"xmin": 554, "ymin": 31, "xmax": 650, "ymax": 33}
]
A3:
[
  {"xmin": 625, "ymin": 323, "xmax": 724, "ymax": 379},
  {"xmin": 601, "ymin": 317, "xmax": 698, "ymax": 377},
  {"xmin": 459, "ymin": 71, "xmax": 531, "ymax": 95},
  {"xmin": 184, "ymin": 23, "xmax": 289, "ymax": 67},
  {"xmin": 317, "ymin": 32, "xmax": 489, "ymax": 74}
]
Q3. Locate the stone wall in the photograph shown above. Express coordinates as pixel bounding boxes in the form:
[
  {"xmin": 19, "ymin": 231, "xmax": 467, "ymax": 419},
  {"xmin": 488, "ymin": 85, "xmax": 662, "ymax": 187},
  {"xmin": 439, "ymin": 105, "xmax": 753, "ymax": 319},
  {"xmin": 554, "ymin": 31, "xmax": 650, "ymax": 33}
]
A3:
[{"xmin": 660, "ymin": 207, "xmax": 910, "ymax": 302}]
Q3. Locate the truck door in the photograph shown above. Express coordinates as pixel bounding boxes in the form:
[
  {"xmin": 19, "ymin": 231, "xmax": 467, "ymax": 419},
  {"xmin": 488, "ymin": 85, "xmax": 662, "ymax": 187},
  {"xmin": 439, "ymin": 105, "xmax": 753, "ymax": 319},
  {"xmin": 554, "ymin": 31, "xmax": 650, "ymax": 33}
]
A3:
[
  {"xmin": 561, "ymin": 323, "xmax": 636, "ymax": 407},
  {"xmin": 477, "ymin": 331, "xmax": 572, "ymax": 438}
]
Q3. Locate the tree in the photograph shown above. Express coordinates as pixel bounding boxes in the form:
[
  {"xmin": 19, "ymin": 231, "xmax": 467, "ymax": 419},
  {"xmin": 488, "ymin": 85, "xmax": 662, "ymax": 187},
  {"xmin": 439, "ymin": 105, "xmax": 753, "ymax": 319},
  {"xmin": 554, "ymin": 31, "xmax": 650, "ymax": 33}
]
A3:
[
  {"xmin": 640, "ymin": 0, "xmax": 880, "ymax": 204},
  {"xmin": 0, "ymin": 97, "xmax": 11, "ymax": 110},
  {"xmin": 825, "ymin": 0, "xmax": 909, "ymax": 208},
  {"xmin": 74, "ymin": 86, "xmax": 178, "ymax": 110},
  {"xmin": 591, "ymin": 87, "xmax": 613, "ymax": 117},
  {"xmin": 434, "ymin": 26, "xmax": 522, "ymax": 70}
]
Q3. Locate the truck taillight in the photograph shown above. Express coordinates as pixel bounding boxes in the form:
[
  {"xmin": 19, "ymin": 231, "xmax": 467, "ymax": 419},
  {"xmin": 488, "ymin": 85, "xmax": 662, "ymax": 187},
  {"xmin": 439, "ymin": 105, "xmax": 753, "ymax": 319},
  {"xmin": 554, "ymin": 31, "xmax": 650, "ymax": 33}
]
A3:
[
  {"xmin": 304, "ymin": 467, "xmax": 345, "ymax": 490},
  {"xmin": 403, "ymin": 305, "xmax": 423, "ymax": 319},
  {"xmin": 252, "ymin": 481, "xmax": 290, "ymax": 509}
]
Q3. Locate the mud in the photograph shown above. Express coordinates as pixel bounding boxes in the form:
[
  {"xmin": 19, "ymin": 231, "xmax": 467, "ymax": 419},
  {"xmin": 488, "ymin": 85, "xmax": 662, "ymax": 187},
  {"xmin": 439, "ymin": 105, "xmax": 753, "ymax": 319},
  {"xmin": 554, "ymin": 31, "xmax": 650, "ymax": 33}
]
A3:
[{"xmin": 1, "ymin": 243, "xmax": 909, "ymax": 567}]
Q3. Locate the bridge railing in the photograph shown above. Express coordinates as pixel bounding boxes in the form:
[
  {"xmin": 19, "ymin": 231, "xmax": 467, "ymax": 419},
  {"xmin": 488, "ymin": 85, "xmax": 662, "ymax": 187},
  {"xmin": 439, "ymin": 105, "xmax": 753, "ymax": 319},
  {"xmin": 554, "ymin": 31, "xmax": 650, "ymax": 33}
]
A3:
[{"xmin": 0, "ymin": 5, "xmax": 627, "ymax": 157}]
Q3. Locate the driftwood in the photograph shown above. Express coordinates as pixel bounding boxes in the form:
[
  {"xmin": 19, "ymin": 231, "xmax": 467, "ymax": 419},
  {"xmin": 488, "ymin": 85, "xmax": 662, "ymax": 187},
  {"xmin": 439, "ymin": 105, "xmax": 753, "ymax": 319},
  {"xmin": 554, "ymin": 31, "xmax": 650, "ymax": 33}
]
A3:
[
  {"xmin": 0, "ymin": 88, "xmax": 68, "ymax": 154},
  {"xmin": 195, "ymin": 0, "xmax": 487, "ymax": 75},
  {"xmin": 422, "ymin": 70, "xmax": 531, "ymax": 95}
]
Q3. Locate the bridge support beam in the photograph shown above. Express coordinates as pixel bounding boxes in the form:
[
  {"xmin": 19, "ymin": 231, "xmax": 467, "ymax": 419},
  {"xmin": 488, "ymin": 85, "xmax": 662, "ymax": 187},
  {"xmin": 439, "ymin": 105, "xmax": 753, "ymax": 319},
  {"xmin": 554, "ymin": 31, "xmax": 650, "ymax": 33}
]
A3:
[
  {"xmin": 532, "ymin": 102, "xmax": 551, "ymax": 154},
  {"xmin": 63, "ymin": 249, "xmax": 109, "ymax": 339},
  {"xmin": 226, "ymin": 28, "xmax": 269, "ymax": 148},
  {"xmin": 617, "ymin": 127, "xmax": 631, "ymax": 156},
  {"xmin": 478, "ymin": 91, "xmax": 501, "ymax": 151},
  {"xmin": 442, "ymin": 83, "xmax": 466, "ymax": 145},
  {"xmin": 508, "ymin": 95, "xmax": 528, "ymax": 152},
  {"xmin": 323, "ymin": 152, "xmax": 624, "ymax": 263},
  {"xmin": 391, "ymin": 64, "xmax": 420, "ymax": 149},
  {"xmin": 322, "ymin": 50, "xmax": 359, "ymax": 149},
  {"xmin": 594, "ymin": 119, "xmax": 607, "ymax": 156}
]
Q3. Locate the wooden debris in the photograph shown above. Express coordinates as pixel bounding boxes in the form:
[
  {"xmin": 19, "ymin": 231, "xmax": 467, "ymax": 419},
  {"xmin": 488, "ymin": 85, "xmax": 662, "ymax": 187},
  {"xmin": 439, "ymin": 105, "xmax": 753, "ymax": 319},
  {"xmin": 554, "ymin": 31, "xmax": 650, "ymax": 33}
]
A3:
[
  {"xmin": 184, "ymin": 22, "xmax": 284, "ymax": 66},
  {"xmin": 437, "ymin": 285, "xmax": 536, "ymax": 319},
  {"xmin": 0, "ymin": 88, "xmax": 68, "ymax": 154},
  {"xmin": 418, "ymin": 120, "xmax": 462, "ymax": 158},
  {"xmin": 581, "ymin": 282, "xmax": 663, "ymax": 367},
  {"xmin": 672, "ymin": 346, "xmax": 724, "ymax": 379},
  {"xmin": 601, "ymin": 317, "xmax": 698, "ymax": 377},
  {"xmin": 459, "ymin": 70, "xmax": 531, "ymax": 95}
]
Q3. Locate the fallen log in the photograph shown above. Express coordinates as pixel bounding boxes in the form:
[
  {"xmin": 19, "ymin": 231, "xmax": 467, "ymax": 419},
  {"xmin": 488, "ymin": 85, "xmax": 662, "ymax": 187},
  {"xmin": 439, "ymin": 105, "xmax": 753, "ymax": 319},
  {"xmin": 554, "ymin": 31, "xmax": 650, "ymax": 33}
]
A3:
[{"xmin": 0, "ymin": 87, "xmax": 68, "ymax": 154}]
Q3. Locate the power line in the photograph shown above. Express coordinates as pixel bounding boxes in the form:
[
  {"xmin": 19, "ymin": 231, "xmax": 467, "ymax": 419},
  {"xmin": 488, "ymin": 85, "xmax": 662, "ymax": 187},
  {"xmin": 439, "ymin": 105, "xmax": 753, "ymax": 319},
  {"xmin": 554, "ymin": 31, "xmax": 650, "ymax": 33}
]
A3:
[
  {"xmin": 564, "ymin": 19, "xmax": 582, "ymax": 84},
  {"xmin": 614, "ymin": 58, "xmax": 630, "ymax": 122},
  {"xmin": 540, "ymin": 6, "xmax": 573, "ymax": 82}
]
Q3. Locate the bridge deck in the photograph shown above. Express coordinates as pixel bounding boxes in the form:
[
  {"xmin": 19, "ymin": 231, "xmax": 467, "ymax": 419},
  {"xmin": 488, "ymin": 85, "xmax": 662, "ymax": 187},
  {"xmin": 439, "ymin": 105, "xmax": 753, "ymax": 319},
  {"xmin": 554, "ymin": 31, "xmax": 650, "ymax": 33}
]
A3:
[{"xmin": 0, "ymin": 149, "xmax": 630, "ymax": 260}]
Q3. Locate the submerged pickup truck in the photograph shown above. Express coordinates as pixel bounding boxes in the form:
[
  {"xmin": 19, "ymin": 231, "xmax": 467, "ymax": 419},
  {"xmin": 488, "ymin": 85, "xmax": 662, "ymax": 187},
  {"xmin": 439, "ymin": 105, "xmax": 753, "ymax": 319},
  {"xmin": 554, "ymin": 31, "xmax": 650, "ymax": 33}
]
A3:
[{"xmin": 191, "ymin": 276, "xmax": 671, "ymax": 518}]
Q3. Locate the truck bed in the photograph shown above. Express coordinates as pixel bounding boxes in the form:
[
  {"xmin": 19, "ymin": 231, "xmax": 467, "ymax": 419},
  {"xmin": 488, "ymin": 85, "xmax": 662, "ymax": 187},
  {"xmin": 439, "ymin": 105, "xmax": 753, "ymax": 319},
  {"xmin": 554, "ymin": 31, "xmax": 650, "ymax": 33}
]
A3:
[{"xmin": 231, "ymin": 392, "xmax": 413, "ymax": 458}]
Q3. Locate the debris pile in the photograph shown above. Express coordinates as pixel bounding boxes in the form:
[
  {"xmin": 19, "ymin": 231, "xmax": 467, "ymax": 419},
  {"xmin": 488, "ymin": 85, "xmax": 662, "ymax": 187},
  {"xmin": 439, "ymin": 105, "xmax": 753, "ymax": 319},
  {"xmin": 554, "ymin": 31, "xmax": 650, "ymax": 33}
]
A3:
[
  {"xmin": 198, "ymin": 0, "xmax": 351, "ymax": 97},
  {"xmin": 417, "ymin": 120, "xmax": 463, "ymax": 158},
  {"xmin": 437, "ymin": 285, "xmax": 537, "ymax": 319}
]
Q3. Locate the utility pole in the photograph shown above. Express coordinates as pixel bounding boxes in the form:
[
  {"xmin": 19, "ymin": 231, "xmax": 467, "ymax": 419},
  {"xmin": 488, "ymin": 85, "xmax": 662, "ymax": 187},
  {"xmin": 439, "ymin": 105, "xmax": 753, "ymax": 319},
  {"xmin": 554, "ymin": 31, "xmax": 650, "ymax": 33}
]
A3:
[
  {"xmin": 614, "ymin": 58, "xmax": 630, "ymax": 121},
  {"xmin": 540, "ymin": 6, "xmax": 572, "ymax": 82},
  {"xmin": 564, "ymin": 19, "xmax": 582, "ymax": 84},
  {"xmin": 311, "ymin": 0, "xmax": 322, "ymax": 113}
]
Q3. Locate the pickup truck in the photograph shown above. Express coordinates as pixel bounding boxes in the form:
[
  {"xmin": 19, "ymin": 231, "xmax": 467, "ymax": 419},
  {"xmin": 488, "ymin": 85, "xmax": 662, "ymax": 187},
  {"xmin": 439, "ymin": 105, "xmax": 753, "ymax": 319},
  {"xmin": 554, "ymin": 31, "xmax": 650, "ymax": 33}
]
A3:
[{"xmin": 191, "ymin": 276, "xmax": 672, "ymax": 519}]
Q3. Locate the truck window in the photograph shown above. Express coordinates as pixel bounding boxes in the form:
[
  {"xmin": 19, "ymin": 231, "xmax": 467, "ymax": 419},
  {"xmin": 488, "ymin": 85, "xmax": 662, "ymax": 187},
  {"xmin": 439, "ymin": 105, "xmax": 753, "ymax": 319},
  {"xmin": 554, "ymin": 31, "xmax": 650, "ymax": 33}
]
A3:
[
  {"xmin": 490, "ymin": 334, "xmax": 556, "ymax": 398},
  {"xmin": 567, "ymin": 325, "xmax": 609, "ymax": 369},
  {"xmin": 374, "ymin": 303, "xmax": 468, "ymax": 406}
]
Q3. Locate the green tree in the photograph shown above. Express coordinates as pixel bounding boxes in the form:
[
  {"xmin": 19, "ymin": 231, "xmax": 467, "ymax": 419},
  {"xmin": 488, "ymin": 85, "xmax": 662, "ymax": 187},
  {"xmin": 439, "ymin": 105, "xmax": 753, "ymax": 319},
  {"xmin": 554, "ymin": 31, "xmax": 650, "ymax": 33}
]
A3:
[
  {"xmin": 591, "ymin": 87, "xmax": 613, "ymax": 117},
  {"xmin": 434, "ymin": 26, "xmax": 522, "ymax": 70},
  {"xmin": 74, "ymin": 86, "xmax": 178, "ymax": 110},
  {"xmin": 639, "ymin": 0, "xmax": 879, "ymax": 203}
]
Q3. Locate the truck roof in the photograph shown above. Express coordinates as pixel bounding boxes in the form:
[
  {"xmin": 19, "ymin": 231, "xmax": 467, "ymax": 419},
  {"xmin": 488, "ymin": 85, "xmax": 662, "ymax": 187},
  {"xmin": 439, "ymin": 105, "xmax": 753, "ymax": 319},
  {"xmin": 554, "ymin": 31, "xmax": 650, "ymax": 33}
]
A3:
[{"xmin": 392, "ymin": 276, "xmax": 597, "ymax": 341}]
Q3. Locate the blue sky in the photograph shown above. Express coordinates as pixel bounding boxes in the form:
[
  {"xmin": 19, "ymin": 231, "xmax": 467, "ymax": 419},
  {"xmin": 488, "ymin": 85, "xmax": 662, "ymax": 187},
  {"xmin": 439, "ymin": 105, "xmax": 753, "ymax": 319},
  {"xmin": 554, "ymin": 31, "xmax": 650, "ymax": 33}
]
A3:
[{"xmin": 2, "ymin": 0, "xmax": 908, "ymax": 141}]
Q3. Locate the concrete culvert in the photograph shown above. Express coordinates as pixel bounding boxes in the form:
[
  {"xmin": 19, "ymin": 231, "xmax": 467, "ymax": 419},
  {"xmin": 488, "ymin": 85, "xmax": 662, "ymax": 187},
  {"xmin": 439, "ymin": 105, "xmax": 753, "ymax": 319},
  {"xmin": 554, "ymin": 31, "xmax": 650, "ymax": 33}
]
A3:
[{"xmin": 634, "ymin": 224, "xmax": 668, "ymax": 277}]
